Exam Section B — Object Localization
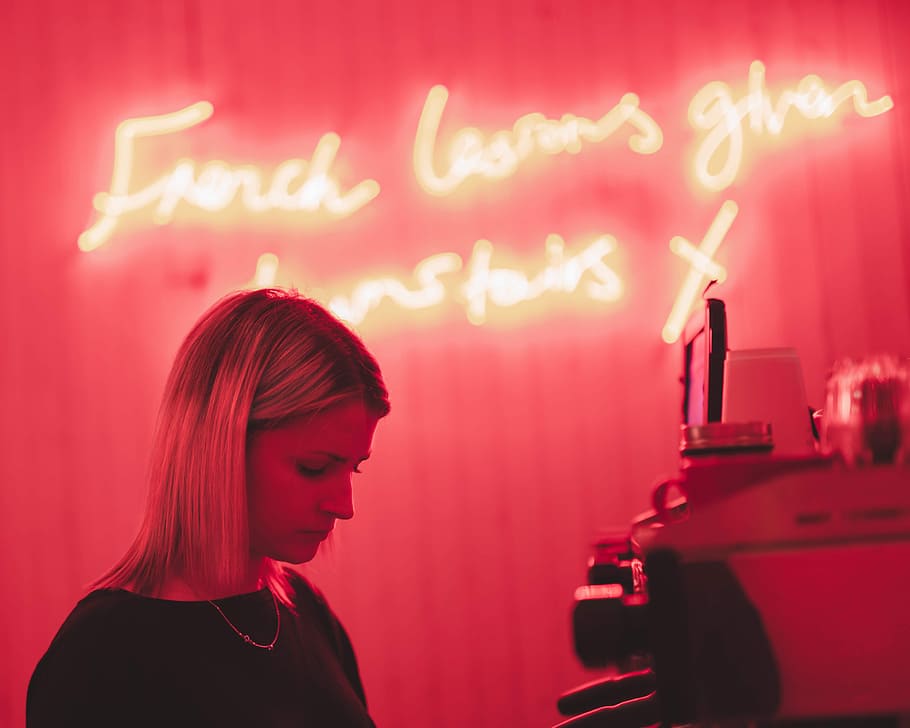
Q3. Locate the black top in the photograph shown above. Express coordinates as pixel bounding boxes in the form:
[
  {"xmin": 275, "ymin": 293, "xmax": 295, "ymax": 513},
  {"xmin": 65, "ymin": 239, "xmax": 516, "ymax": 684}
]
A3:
[{"xmin": 27, "ymin": 572, "xmax": 376, "ymax": 728}]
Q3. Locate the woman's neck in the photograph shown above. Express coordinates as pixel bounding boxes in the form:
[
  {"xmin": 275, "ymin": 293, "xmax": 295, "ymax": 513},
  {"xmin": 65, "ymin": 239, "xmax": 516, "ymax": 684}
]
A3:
[{"xmin": 154, "ymin": 560, "xmax": 269, "ymax": 601}]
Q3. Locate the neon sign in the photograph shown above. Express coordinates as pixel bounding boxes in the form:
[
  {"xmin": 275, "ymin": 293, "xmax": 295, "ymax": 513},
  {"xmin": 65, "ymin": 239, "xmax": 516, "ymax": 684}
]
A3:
[
  {"xmin": 413, "ymin": 85, "xmax": 663, "ymax": 195},
  {"xmin": 662, "ymin": 200, "xmax": 738, "ymax": 344},
  {"xmin": 690, "ymin": 61, "xmax": 893, "ymax": 191},
  {"xmin": 247, "ymin": 234, "xmax": 623, "ymax": 327},
  {"xmin": 79, "ymin": 62, "xmax": 893, "ymax": 343},
  {"xmin": 78, "ymin": 102, "xmax": 380, "ymax": 252}
]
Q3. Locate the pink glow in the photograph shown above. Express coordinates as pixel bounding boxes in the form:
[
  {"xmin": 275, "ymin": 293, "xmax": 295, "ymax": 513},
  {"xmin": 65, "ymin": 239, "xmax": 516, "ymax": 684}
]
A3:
[{"xmin": 7, "ymin": 2, "xmax": 910, "ymax": 727}]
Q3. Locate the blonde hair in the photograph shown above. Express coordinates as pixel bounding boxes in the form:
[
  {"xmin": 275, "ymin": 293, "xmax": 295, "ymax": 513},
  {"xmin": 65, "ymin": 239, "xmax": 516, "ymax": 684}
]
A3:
[{"xmin": 93, "ymin": 289, "xmax": 390, "ymax": 604}]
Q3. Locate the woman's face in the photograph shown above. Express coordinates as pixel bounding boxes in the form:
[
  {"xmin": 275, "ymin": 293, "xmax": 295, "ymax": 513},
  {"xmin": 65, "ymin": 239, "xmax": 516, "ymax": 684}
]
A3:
[{"xmin": 246, "ymin": 399, "xmax": 380, "ymax": 564}]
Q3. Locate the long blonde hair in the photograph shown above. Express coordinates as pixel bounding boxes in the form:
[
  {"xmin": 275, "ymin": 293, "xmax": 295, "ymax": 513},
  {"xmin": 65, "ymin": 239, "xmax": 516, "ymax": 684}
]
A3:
[{"xmin": 93, "ymin": 289, "xmax": 390, "ymax": 603}]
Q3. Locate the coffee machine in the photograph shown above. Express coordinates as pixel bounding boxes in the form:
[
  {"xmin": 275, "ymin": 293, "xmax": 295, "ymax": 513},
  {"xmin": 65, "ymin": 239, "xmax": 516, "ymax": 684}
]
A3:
[{"xmin": 557, "ymin": 300, "xmax": 910, "ymax": 727}]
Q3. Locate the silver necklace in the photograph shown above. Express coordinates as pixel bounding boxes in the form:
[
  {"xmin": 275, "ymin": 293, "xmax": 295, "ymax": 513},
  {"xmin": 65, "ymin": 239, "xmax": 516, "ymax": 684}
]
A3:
[{"xmin": 208, "ymin": 589, "xmax": 280, "ymax": 651}]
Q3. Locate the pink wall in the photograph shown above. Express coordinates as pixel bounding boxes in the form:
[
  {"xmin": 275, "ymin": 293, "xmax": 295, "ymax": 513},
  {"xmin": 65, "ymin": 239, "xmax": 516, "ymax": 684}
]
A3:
[{"xmin": 3, "ymin": 0, "xmax": 909, "ymax": 726}]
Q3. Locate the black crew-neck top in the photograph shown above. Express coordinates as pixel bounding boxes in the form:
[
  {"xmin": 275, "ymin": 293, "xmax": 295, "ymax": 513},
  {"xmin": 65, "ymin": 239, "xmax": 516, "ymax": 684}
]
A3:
[{"xmin": 27, "ymin": 572, "xmax": 376, "ymax": 728}]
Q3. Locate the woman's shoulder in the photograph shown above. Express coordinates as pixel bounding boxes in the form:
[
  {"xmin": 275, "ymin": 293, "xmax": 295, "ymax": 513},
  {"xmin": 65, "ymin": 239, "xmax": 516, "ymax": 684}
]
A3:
[
  {"xmin": 43, "ymin": 589, "xmax": 139, "ymax": 653},
  {"xmin": 283, "ymin": 568, "xmax": 326, "ymax": 606},
  {"xmin": 282, "ymin": 569, "xmax": 350, "ymax": 642},
  {"xmin": 27, "ymin": 590, "xmax": 142, "ymax": 725},
  {"xmin": 31, "ymin": 589, "xmax": 145, "ymax": 676},
  {"xmin": 282, "ymin": 568, "xmax": 348, "ymax": 626},
  {"xmin": 280, "ymin": 568, "xmax": 368, "ymax": 704},
  {"xmin": 282, "ymin": 568, "xmax": 336, "ymax": 624}
]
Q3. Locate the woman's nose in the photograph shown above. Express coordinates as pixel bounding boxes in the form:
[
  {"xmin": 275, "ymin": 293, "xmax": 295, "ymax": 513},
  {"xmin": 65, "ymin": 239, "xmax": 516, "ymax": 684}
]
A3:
[{"xmin": 321, "ymin": 475, "xmax": 354, "ymax": 520}]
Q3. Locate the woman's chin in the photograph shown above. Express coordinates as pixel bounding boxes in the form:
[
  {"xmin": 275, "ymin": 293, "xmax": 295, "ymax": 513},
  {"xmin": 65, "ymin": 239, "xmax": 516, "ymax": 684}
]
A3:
[{"xmin": 281, "ymin": 540, "xmax": 322, "ymax": 564}]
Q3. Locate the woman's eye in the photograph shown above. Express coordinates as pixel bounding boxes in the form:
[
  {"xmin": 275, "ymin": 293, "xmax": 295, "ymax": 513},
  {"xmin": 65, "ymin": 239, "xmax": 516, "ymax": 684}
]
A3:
[
  {"xmin": 297, "ymin": 464, "xmax": 327, "ymax": 477},
  {"xmin": 297, "ymin": 461, "xmax": 365, "ymax": 477}
]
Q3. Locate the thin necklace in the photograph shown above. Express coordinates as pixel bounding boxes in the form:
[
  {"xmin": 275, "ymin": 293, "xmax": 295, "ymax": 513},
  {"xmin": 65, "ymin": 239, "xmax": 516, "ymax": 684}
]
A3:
[{"xmin": 208, "ymin": 589, "xmax": 280, "ymax": 651}]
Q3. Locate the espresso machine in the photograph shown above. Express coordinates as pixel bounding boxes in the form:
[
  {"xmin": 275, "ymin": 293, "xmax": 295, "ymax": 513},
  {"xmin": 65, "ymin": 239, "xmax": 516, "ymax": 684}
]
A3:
[{"xmin": 557, "ymin": 301, "xmax": 910, "ymax": 727}]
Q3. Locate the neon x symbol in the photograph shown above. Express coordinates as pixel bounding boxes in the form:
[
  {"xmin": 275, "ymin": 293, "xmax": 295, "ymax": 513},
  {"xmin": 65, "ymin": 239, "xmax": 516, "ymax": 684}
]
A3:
[{"xmin": 662, "ymin": 200, "xmax": 739, "ymax": 343}]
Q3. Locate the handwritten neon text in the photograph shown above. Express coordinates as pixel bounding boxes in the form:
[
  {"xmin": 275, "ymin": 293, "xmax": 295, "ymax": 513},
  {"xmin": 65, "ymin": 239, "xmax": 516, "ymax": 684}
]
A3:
[
  {"xmin": 690, "ymin": 61, "xmax": 893, "ymax": 191},
  {"xmin": 460, "ymin": 235, "xmax": 622, "ymax": 324},
  {"xmin": 414, "ymin": 85, "xmax": 663, "ymax": 196},
  {"xmin": 249, "ymin": 235, "xmax": 623, "ymax": 327},
  {"xmin": 79, "ymin": 102, "xmax": 380, "ymax": 251}
]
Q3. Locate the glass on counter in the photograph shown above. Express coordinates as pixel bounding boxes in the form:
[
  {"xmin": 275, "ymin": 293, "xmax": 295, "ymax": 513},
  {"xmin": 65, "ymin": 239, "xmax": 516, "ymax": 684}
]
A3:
[{"xmin": 822, "ymin": 355, "xmax": 909, "ymax": 466}]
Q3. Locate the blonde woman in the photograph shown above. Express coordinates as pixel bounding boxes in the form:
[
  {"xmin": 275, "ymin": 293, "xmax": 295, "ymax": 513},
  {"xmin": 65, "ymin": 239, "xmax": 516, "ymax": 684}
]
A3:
[{"xmin": 28, "ymin": 289, "xmax": 390, "ymax": 728}]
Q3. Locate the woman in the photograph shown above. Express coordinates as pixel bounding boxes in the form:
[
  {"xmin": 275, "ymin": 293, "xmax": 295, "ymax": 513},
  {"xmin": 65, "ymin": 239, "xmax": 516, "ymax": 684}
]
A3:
[{"xmin": 27, "ymin": 288, "xmax": 390, "ymax": 727}]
